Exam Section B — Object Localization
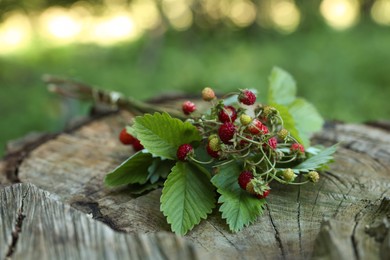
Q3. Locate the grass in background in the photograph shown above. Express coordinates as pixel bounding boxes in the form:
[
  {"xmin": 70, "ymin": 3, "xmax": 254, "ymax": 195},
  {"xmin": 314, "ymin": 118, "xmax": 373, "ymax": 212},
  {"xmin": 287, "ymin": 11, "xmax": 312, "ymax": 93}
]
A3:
[{"xmin": 1, "ymin": 23, "xmax": 390, "ymax": 157}]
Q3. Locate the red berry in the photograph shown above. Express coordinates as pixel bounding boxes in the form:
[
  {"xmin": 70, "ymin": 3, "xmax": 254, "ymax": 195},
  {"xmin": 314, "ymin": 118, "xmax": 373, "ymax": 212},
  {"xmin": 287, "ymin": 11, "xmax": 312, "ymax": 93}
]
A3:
[
  {"xmin": 268, "ymin": 137, "xmax": 278, "ymax": 150},
  {"xmin": 132, "ymin": 138, "xmax": 144, "ymax": 151},
  {"xmin": 206, "ymin": 142, "xmax": 219, "ymax": 158},
  {"xmin": 182, "ymin": 101, "xmax": 196, "ymax": 115},
  {"xmin": 119, "ymin": 128, "xmax": 135, "ymax": 145},
  {"xmin": 238, "ymin": 90, "xmax": 256, "ymax": 105},
  {"xmin": 257, "ymin": 189, "xmax": 270, "ymax": 199},
  {"xmin": 238, "ymin": 171, "xmax": 254, "ymax": 190},
  {"xmin": 177, "ymin": 144, "xmax": 194, "ymax": 161},
  {"xmin": 218, "ymin": 122, "xmax": 236, "ymax": 144},
  {"xmin": 247, "ymin": 119, "xmax": 269, "ymax": 135},
  {"xmin": 291, "ymin": 143, "xmax": 305, "ymax": 154},
  {"xmin": 218, "ymin": 106, "xmax": 237, "ymax": 123}
]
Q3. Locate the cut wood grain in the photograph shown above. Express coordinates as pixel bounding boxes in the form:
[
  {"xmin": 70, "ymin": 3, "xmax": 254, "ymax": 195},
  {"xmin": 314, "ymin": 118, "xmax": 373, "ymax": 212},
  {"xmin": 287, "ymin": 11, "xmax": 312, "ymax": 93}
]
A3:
[
  {"xmin": 1, "ymin": 109, "xmax": 389, "ymax": 259},
  {"xmin": 0, "ymin": 183, "xmax": 213, "ymax": 260}
]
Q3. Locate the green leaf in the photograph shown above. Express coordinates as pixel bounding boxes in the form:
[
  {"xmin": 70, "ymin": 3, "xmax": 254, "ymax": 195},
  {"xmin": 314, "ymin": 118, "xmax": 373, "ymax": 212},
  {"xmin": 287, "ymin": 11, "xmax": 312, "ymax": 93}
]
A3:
[
  {"xmin": 289, "ymin": 98, "xmax": 324, "ymax": 147},
  {"xmin": 161, "ymin": 162, "xmax": 215, "ymax": 235},
  {"xmin": 105, "ymin": 152, "xmax": 154, "ymax": 186},
  {"xmin": 273, "ymin": 103, "xmax": 307, "ymax": 146},
  {"xmin": 211, "ymin": 164, "xmax": 266, "ymax": 232},
  {"xmin": 133, "ymin": 112, "xmax": 202, "ymax": 160},
  {"xmin": 268, "ymin": 67, "xmax": 297, "ymax": 106},
  {"xmin": 128, "ymin": 181, "xmax": 164, "ymax": 195},
  {"xmin": 290, "ymin": 145, "xmax": 338, "ymax": 173},
  {"xmin": 147, "ymin": 158, "xmax": 175, "ymax": 184}
]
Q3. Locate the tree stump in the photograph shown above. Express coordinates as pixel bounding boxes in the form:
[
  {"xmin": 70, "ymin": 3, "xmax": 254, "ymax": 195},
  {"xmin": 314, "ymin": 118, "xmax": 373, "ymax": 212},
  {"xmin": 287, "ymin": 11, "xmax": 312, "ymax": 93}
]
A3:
[{"xmin": 1, "ymin": 107, "xmax": 390, "ymax": 259}]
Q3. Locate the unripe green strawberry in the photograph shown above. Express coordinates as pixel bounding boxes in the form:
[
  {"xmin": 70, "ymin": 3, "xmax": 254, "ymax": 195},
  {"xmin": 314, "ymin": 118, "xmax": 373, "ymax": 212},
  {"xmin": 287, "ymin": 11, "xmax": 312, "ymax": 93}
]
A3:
[
  {"xmin": 208, "ymin": 136, "xmax": 220, "ymax": 151},
  {"xmin": 240, "ymin": 114, "xmax": 252, "ymax": 126},
  {"xmin": 263, "ymin": 106, "xmax": 277, "ymax": 117},
  {"xmin": 282, "ymin": 168, "xmax": 296, "ymax": 182},
  {"xmin": 307, "ymin": 171, "xmax": 320, "ymax": 183},
  {"xmin": 202, "ymin": 87, "xmax": 216, "ymax": 101},
  {"xmin": 277, "ymin": 129, "xmax": 289, "ymax": 140}
]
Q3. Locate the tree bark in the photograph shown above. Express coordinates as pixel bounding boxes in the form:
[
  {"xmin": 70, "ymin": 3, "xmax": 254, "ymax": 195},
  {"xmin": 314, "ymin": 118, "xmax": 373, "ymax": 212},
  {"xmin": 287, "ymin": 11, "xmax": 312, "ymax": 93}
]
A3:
[{"xmin": 1, "ymin": 109, "xmax": 389, "ymax": 259}]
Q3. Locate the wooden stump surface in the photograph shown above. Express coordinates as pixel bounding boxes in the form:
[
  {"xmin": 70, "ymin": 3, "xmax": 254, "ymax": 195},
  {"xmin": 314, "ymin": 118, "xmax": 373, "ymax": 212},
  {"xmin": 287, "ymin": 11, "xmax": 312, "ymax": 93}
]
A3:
[{"xmin": 1, "ymin": 108, "xmax": 390, "ymax": 260}]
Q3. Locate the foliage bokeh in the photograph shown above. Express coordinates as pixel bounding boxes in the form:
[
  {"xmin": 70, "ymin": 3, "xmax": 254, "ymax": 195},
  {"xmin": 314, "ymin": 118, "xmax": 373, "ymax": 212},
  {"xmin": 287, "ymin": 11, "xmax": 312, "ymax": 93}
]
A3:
[{"xmin": 0, "ymin": 0, "xmax": 389, "ymax": 157}]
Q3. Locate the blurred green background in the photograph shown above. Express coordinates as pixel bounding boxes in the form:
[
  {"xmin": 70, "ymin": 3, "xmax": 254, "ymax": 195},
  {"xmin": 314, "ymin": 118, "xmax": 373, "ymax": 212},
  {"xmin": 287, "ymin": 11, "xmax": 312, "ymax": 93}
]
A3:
[{"xmin": 1, "ymin": 0, "xmax": 390, "ymax": 157}]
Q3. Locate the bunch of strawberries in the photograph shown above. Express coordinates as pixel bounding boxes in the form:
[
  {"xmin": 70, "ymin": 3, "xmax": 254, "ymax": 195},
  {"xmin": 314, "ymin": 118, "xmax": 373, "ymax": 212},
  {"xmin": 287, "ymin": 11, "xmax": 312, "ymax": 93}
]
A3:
[{"xmin": 120, "ymin": 87, "xmax": 319, "ymax": 200}]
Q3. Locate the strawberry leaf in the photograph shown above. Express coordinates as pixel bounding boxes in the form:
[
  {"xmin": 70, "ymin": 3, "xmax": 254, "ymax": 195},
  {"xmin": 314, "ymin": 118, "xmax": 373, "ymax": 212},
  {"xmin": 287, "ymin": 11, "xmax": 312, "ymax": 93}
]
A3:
[
  {"xmin": 268, "ymin": 67, "xmax": 324, "ymax": 148},
  {"xmin": 268, "ymin": 66, "xmax": 297, "ymax": 106},
  {"xmin": 105, "ymin": 152, "xmax": 154, "ymax": 186},
  {"xmin": 161, "ymin": 162, "xmax": 216, "ymax": 235},
  {"xmin": 290, "ymin": 144, "xmax": 338, "ymax": 173},
  {"xmin": 211, "ymin": 164, "xmax": 266, "ymax": 232},
  {"xmin": 133, "ymin": 112, "xmax": 202, "ymax": 160},
  {"xmin": 272, "ymin": 103, "xmax": 307, "ymax": 147},
  {"xmin": 147, "ymin": 158, "xmax": 175, "ymax": 184}
]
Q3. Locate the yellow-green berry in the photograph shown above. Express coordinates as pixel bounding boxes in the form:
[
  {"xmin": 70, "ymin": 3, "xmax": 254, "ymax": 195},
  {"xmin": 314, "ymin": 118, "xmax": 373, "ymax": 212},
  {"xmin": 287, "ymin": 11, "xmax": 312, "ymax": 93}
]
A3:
[
  {"xmin": 282, "ymin": 168, "xmax": 296, "ymax": 182},
  {"xmin": 208, "ymin": 136, "xmax": 221, "ymax": 151},
  {"xmin": 240, "ymin": 114, "xmax": 252, "ymax": 126},
  {"xmin": 263, "ymin": 106, "xmax": 277, "ymax": 117},
  {"xmin": 202, "ymin": 87, "xmax": 216, "ymax": 101},
  {"xmin": 277, "ymin": 129, "xmax": 289, "ymax": 140},
  {"xmin": 307, "ymin": 171, "xmax": 320, "ymax": 183}
]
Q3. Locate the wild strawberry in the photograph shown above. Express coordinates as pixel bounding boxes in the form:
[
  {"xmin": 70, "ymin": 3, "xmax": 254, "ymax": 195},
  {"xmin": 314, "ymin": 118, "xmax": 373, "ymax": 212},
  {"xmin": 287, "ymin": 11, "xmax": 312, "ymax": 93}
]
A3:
[
  {"xmin": 176, "ymin": 144, "xmax": 194, "ymax": 161},
  {"xmin": 240, "ymin": 114, "xmax": 252, "ymax": 126},
  {"xmin": 218, "ymin": 122, "xmax": 236, "ymax": 144},
  {"xmin": 119, "ymin": 128, "xmax": 135, "ymax": 145},
  {"xmin": 291, "ymin": 143, "xmax": 305, "ymax": 154},
  {"xmin": 268, "ymin": 137, "xmax": 278, "ymax": 150},
  {"xmin": 263, "ymin": 106, "xmax": 277, "ymax": 117},
  {"xmin": 282, "ymin": 168, "xmax": 296, "ymax": 182},
  {"xmin": 202, "ymin": 87, "xmax": 216, "ymax": 101},
  {"xmin": 132, "ymin": 138, "xmax": 144, "ymax": 151},
  {"xmin": 247, "ymin": 119, "xmax": 269, "ymax": 135},
  {"xmin": 182, "ymin": 101, "xmax": 196, "ymax": 115},
  {"xmin": 277, "ymin": 128, "xmax": 289, "ymax": 140},
  {"xmin": 218, "ymin": 106, "xmax": 237, "ymax": 123},
  {"xmin": 238, "ymin": 89, "xmax": 256, "ymax": 105},
  {"xmin": 257, "ymin": 189, "xmax": 270, "ymax": 199},
  {"xmin": 307, "ymin": 171, "xmax": 320, "ymax": 183},
  {"xmin": 238, "ymin": 171, "xmax": 254, "ymax": 190},
  {"xmin": 207, "ymin": 143, "xmax": 219, "ymax": 158}
]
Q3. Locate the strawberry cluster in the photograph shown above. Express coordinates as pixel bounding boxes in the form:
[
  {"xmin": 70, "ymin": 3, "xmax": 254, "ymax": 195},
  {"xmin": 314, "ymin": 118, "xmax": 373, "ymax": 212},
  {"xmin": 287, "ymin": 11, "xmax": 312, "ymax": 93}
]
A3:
[
  {"xmin": 172, "ymin": 88, "xmax": 318, "ymax": 200},
  {"xmin": 118, "ymin": 87, "xmax": 320, "ymax": 200}
]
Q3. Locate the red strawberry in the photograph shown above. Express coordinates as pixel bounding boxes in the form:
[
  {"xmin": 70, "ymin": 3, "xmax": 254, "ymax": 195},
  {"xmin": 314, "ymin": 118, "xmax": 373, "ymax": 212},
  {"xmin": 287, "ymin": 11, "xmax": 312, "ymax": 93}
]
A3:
[
  {"xmin": 218, "ymin": 106, "xmax": 237, "ymax": 123},
  {"xmin": 182, "ymin": 101, "xmax": 196, "ymax": 115},
  {"xmin": 268, "ymin": 137, "xmax": 278, "ymax": 150},
  {"xmin": 238, "ymin": 89, "xmax": 256, "ymax": 105},
  {"xmin": 238, "ymin": 171, "xmax": 254, "ymax": 190},
  {"xmin": 257, "ymin": 189, "xmax": 270, "ymax": 199},
  {"xmin": 177, "ymin": 144, "xmax": 194, "ymax": 161},
  {"xmin": 247, "ymin": 119, "xmax": 269, "ymax": 135},
  {"xmin": 291, "ymin": 143, "xmax": 305, "ymax": 154},
  {"xmin": 119, "ymin": 128, "xmax": 135, "ymax": 145},
  {"xmin": 132, "ymin": 138, "xmax": 144, "ymax": 151},
  {"xmin": 218, "ymin": 122, "xmax": 236, "ymax": 144}
]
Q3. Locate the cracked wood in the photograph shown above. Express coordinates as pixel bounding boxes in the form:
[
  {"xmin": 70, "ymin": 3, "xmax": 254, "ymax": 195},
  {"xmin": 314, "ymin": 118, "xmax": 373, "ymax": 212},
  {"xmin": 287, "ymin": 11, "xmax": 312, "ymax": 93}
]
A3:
[{"xmin": 0, "ymin": 109, "xmax": 390, "ymax": 259}]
